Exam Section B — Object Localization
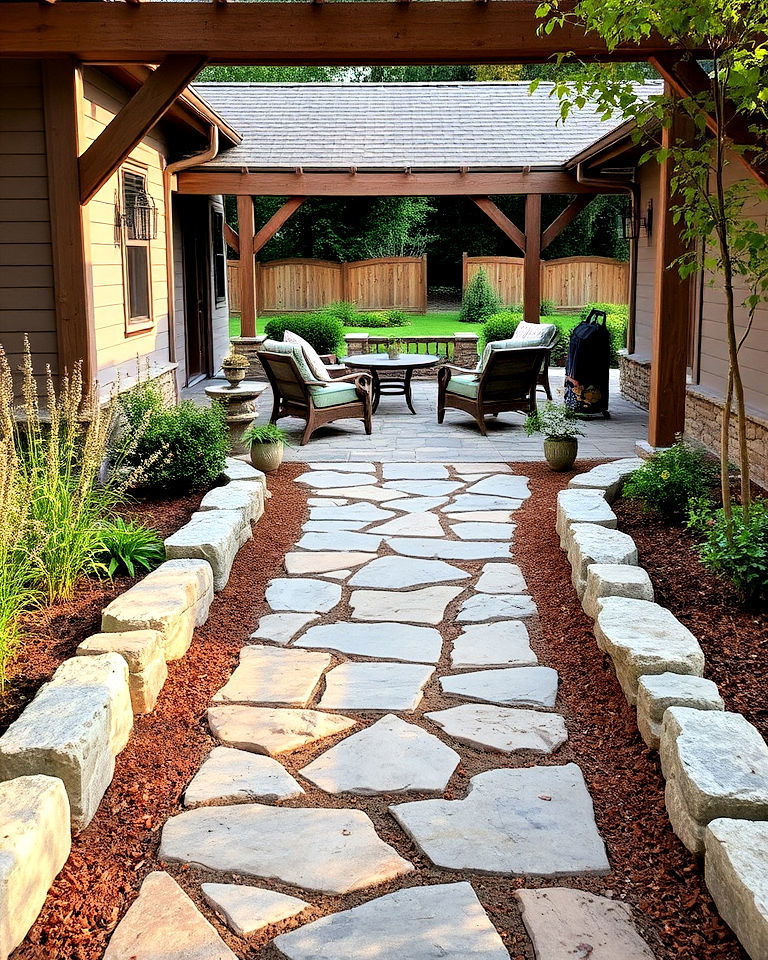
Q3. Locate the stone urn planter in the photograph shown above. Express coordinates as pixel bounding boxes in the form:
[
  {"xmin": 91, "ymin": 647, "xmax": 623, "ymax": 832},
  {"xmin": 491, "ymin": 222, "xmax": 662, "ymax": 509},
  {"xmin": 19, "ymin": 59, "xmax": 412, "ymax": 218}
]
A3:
[
  {"xmin": 386, "ymin": 341, "xmax": 403, "ymax": 361},
  {"xmin": 524, "ymin": 402, "xmax": 584, "ymax": 472},
  {"xmin": 543, "ymin": 438, "xmax": 579, "ymax": 471},
  {"xmin": 243, "ymin": 423, "xmax": 288, "ymax": 473},
  {"xmin": 221, "ymin": 352, "xmax": 250, "ymax": 389}
]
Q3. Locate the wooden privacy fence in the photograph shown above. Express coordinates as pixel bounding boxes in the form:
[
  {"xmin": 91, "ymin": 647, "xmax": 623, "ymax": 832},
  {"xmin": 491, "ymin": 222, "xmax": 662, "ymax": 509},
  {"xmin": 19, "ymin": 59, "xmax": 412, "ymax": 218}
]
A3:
[
  {"xmin": 463, "ymin": 254, "xmax": 629, "ymax": 308},
  {"xmin": 228, "ymin": 255, "xmax": 427, "ymax": 316}
]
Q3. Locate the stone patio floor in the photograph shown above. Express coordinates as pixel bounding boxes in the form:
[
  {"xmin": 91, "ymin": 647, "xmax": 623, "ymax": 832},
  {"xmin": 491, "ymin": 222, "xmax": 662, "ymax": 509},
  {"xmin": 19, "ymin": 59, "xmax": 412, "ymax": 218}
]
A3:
[
  {"xmin": 182, "ymin": 368, "xmax": 647, "ymax": 463},
  {"xmin": 103, "ymin": 463, "xmax": 656, "ymax": 960}
]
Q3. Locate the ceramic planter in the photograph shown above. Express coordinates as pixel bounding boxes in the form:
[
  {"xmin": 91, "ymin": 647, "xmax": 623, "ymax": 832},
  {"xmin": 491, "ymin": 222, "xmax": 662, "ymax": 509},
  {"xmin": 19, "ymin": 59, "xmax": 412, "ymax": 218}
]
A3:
[
  {"xmin": 250, "ymin": 440, "xmax": 284, "ymax": 473},
  {"xmin": 543, "ymin": 438, "xmax": 578, "ymax": 471},
  {"xmin": 222, "ymin": 365, "xmax": 248, "ymax": 388},
  {"xmin": 387, "ymin": 349, "xmax": 400, "ymax": 360}
]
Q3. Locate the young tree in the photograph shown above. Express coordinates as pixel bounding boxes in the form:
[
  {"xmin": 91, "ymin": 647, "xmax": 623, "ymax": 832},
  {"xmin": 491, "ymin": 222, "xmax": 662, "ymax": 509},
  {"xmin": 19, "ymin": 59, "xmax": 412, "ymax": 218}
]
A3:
[{"xmin": 536, "ymin": 0, "xmax": 768, "ymax": 530}]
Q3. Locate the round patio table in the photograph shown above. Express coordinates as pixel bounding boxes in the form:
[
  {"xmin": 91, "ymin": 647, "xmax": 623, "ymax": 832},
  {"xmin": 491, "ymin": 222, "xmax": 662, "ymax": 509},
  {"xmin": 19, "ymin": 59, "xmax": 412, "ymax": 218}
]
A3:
[{"xmin": 343, "ymin": 352, "xmax": 442, "ymax": 414}]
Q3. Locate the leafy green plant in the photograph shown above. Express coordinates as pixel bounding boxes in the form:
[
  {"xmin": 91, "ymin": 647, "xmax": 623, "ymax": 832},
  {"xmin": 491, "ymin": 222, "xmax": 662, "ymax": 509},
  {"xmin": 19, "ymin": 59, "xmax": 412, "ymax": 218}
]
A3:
[
  {"xmin": 623, "ymin": 440, "xmax": 718, "ymax": 522},
  {"xmin": 688, "ymin": 497, "xmax": 768, "ymax": 604},
  {"xmin": 524, "ymin": 402, "xmax": 585, "ymax": 441},
  {"xmin": 96, "ymin": 518, "xmax": 165, "ymax": 578},
  {"xmin": 460, "ymin": 270, "xmax": 502, "ymax": 323},
  {"xmin": 263, "ymin": 312, "xmax": 344, "ymax": 356},
  {"xmin": 385, "ymin": 309, "xmax": 410, "ymax": 327},
  {"xmin": 325, "ymin": 301, "xmax": 360, "ymax": 325},
  {"xmin": 221, "ymin": 352, "xmax": 249, "ymax": 367},
  {"xmin": 242, "ymin": 423, "xmax": 290, "ymax": 446},
  {"xmin": 481, "ymin": 311, "xmax": 522, "ymax": 347}
]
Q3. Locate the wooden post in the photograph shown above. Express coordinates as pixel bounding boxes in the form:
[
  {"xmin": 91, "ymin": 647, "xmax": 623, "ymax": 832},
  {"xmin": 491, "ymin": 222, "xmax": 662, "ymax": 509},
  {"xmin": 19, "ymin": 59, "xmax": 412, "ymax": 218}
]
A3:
[
  {"xmin": 421, "ymin": 254, "xmax": 428, "ymax": 313},
  {"xmin": 237, "ymin": 195, "xmax": 256, "ymax": 336},
  {"xmin": 648, "ymin": 90, "xmax": 695, "ymax": 447},
  {"xmin": 42, "ymin": 58, "xmax": 96, "ymax": 385},
  {"xmin": 523, "ymin": 194, "xmax": 542, "ymax": 323},
  {"xmin": 340, "ymin": 261, "xmax": 350, "ymax": 302}
]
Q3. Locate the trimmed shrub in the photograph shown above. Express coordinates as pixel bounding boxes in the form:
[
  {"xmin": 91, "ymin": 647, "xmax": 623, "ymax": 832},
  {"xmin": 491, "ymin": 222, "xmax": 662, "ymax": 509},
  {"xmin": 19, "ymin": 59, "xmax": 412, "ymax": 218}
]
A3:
[
  {"xmin": 481, "ymin": 311, "xmax": 522, "ymax": 346},
  {"xmin": 263, "ymin": 312, "xmax": 345, "ymax": 356},
  {"xmin": 622, "ymin": 439, "xmax": 718, "ymax": 522},
  {"xmin": 350, "ymin": 311, "xmax": 410, "ymax": 329},
  {"xmin": 460, "ymin": 270, "xmax": 502, "ymax": 323}
]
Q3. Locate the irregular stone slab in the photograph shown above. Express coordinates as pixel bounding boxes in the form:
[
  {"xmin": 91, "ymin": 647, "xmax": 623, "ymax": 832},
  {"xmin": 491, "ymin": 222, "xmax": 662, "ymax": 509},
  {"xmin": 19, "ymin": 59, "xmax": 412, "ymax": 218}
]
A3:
[
  {"xmin": 296, "ymin": 471, "xmax": 381, "ymax": 489},
  {"xmin": 568, "ymin": 524, "xmax": 638, "ymax": 598},
  {"xmin": 103, "ymin": 871, "xmax": 236, "ymax": 960},
  {"xmin": 385, "ymin": 496, "xmax": 450, "ymax": 513},
  {"xmin": 266, "ymin": 577, "xmax": 341, "ymax": 614},
  {"xmin": 213, "ymin": 646, "xmax": 331, "ymax": 706},
  {"xmin": 0, "ymin": 776, "xmax": 71, "ymax": 960},
  {"xmin": 391, "ymin": 765, "xmax": 609, "ymax": 876},
  {"xmin": 660, "ymin": 708, "xmax": 768, "ymax": 853},
  {"xmin": 350, "ymin": 556, "xmax": 469, "ymax": 590},
  {"xmin": 389, "ymin": 537, "xmax": 511, "ymax": 561},
  {"xmin": 273, "ymin": 882, "xmax": 509, "ymax": 960},
  {"xmin": 637, "ymin": 672, "xmax": 723, "ymax": 750},
  {"xmin": 444, "ymin": 494, "xmax": 524, "ymax": 513},
  {"xmin": 567, "ymin": 457, "xmax": 644, "ymax": 502},
  {"xmin": 319, "ymin": 662, "xmax": 434, "ymax": 712},
  {"xmin": 426, "ymin": 704, "xmax": 567, "ymax": 754},
  {"xmin": 441, "ymin": 666, "xmax": 558, "ymax": 710},
  {"xmin": 382, "ymin": 463, "xmax": 450, "ymax": 480},
  {"xmin": 200, "ymin": 480, "xmax": 264, "ymax": 523},
  {"xmin": 77, "ymin": 629, "xmax": 167, "ymax": 714},
  {"xmin": 705, "ymin": 818, "xmax": 768, "ymax": 960},
  {"xmin": 308, "ymin": 503, "xmax": 393, "ymax": 523},
  {"xmin": 250, "ymin": 612, "xmax": 319, "ymax": 646},
  {"xmin": 207, "ymin": 706, "xmax": 355, "ymax": 755},
  {"xmin": 451, "ymin": 621, "xmax": 537, "ymax": 668},
  {"xmin": 296, "ymin": 532, "xmax": 384, "ymax": 553},
  {"xmin": 322, "ymin": 568, "xmax": 351, "ymax": 581},
  {"xmin": 165, "ymin": 510, "xmax": 251, "ymax": 591},
  {"xmin": 350, "ymin": 586, "xmax": 464, "ymax": 625},
  {"xmin": 582, "ymin": 563, "xmax": 654, "ymax": 619},
  {"xmin": 367, "ymin": 511, "xmax": 445, "ymax": 538},
  {"xmin": 594, "ymin": 598, "xmax": 705, "ymax": 704},
  {"xmin": 0, "ymin": 653, "xmax": 132, "ymax": 832},
  {"xmin": 284, "ymin": 551, "xmax": 373, "ymax": 575},
  {"xmin": 451, "ymin": 522, "xmax": 515, "ymax": 541},
  {"xmin": 302, "ymin": 519, "xmax": 370, "ymax": 533},
  {"xmin": 184, "ymin": 747, "xmax": 304, "ymax": 807},
  {"xmin": 315, "ymin": 485, "xmax": 403, "ymax": 502},
  {"xmin": 383, "ymin": 479, "xmax": 464, "ymax": 496},
  {"xmin": 476, "ymin": 563, "xmax": 528, "ymax": 595},
  {"xmin": 296, "ymin": 622, "xmax": 442, "ymax": 664},
  {"xmin": 201, "ymin": 883, "xmax": 309, "ymax": 938},
  {"xmin": 160, "ymin": 804, "xmax": 413, "ymax": 895},
  {"xmin": 451, "ymin": 462, "xmax": 512, "ymax": 473},
  {"xmin": 300, "ymin": 714, "xmax": 460, "ymax": 795},
  {"xmin": 102, "ymin": 558, "xmax": 214, "ymax": 661},
  {"xmin": 516, "ymin": 888, "xmax": 655, "ymax": 960},
  {"xmin": 307, "ymin": 497, "xmax": 348, "ymax": 506},
  {"xmin": 556, "ymin": 489, "xmax": 617, "ymax": 550},
  {"xmin": 457, "ymin": 593, "xmax": 537, "ymax": 622},
  {"xmin": 466, "ymin": 475, "xmax": 531, "ymax": 500},
  {"xmin": 308, "ymin": 461, "xmax": 375, "ymax": 473},
  {"xmin": 445, "ymin": 510, "xmax": 517, "ymax": 523},
  {"xmin": 222, "ymin": 457, "xmax": 267, "ymax": 491}
]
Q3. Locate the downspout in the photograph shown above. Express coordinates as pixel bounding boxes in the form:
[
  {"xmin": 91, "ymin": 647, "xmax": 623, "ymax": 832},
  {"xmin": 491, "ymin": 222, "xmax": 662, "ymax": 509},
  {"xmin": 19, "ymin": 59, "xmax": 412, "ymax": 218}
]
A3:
[
  {"xmin": 576, "ymin": 162, "xmax": 639, "ymax": 354},
  {"xmin": 163, "ymin": 125, "xmax": 220, "ymax": 370}
]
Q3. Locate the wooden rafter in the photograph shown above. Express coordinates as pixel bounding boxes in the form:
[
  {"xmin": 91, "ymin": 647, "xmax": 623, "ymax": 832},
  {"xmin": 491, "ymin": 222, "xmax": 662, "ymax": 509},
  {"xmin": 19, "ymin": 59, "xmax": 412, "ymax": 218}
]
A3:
[
  {"xmin": 79, "ymin": 54, "xmax": 206, "ymax": 204},
  {"xmin": 541, "ymin": 194, "xmax": 595, "ymax": 250},
  {"xmin": 253, "ymin": 197, "xmax": 305, "ymax": 254},
  {"xmin": 471, "ymin": 196, "xmax": 526, "ymax": 252},
  {"xmin": 0, "ymin": 2, "xmax": 703, "ymax": 64}
]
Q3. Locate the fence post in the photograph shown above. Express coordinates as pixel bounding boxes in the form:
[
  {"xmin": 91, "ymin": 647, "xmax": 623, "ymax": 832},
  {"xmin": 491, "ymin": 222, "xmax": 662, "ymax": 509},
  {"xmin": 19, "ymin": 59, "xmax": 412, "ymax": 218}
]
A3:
[
  {"xmin": 341, "ymin": 261, "xmax": 350, "ymax": 302},
  {"xmin": 421, "ymin": 254, "xmax": 428, "ymax": 313},
  {"xmin": 461, "ymin": 252, "xmax": 467, "ymax": 295}
]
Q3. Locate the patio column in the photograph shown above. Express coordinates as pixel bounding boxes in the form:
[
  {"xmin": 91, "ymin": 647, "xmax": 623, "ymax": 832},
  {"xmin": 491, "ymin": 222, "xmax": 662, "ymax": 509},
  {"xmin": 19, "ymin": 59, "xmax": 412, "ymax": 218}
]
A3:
[
  {"xmin": 523, "ymin": 194, "xmax": 542, "ymax": 323},
  {"xmin": 237, "ymin": 195, "xmax": 256, "ymax": 337},
  {"xmin": 648, "ymin": 89, "xmax": 694, "ymax": 447}
]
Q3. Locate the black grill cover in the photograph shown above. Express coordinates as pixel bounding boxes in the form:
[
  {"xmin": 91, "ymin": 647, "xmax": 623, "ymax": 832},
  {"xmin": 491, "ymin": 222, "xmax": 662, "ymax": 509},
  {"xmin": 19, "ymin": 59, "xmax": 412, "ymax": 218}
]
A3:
[{"xmin": 564, "ymin": 309, "xmax": 610, "ymax": 414}]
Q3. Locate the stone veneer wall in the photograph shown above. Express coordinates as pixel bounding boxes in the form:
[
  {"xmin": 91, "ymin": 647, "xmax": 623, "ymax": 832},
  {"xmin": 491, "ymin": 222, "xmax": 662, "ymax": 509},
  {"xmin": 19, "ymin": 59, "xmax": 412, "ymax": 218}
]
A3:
[{"xmin": 618, "ymin": 353, "xmax": 651, "ymax": 408}]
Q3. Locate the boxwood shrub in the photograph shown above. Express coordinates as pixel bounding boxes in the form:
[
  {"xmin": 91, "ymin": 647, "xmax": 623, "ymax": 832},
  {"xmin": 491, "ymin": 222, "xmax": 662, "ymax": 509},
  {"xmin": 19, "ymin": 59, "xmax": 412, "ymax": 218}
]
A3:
[{"xmin": 263, "ymin": 312, "xmax": 345, "ymax": 356}]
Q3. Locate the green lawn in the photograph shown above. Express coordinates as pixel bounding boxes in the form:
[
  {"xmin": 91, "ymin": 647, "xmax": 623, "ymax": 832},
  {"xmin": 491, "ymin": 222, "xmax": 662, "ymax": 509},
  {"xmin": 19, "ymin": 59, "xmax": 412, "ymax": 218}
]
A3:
[{"xmin": 230, "ymin": 311, "xmax": 492, "ymax": 340}]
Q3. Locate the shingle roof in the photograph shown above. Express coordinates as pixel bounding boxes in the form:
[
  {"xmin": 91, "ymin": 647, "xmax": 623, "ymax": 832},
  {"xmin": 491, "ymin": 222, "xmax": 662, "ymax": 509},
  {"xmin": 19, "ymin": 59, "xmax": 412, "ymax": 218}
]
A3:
[{"xmin": 192, "ymin": 81, "xmax": 662, "ymax": 172}]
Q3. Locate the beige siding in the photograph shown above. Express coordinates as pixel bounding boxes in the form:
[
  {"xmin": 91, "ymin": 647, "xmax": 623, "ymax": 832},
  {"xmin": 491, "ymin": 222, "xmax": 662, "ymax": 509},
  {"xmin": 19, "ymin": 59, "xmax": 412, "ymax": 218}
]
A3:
[
  {"xmin": 0, "ymin": 60, "xmax": 58, "ymax": 379},
  {"xmin": 631, "ymin": 161, "xmax": 658, "ymax": 359},
  {"xmin": 210, "ymin": 195, "xmax": 231, "ymax": 374}
]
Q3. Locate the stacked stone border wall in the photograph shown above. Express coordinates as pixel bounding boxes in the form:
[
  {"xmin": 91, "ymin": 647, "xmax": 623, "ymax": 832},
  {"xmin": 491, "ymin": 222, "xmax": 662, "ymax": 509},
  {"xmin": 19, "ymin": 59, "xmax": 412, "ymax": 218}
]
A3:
[
  {"xmin": 560, "ymin": 459, "xmax": 768, "ymax": 960},
  {"xmin": 0, "ymin": 458, "xmax": 268, "ymax": 960}
]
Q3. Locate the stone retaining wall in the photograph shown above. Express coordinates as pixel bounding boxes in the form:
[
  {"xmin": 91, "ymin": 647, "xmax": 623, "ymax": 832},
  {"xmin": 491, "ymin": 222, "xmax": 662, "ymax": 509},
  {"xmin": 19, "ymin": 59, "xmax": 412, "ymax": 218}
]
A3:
[{"xmin": 344, "ymin": 333, "xmax": 480, "ymax": 378}]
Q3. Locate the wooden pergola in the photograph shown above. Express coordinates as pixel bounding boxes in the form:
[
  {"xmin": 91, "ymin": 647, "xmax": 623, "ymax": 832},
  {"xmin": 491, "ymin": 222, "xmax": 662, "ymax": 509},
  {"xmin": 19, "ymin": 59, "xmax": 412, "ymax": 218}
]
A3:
[{"xmin": 3, "ymin": 0, "xmax": 766, "ymax": 449}]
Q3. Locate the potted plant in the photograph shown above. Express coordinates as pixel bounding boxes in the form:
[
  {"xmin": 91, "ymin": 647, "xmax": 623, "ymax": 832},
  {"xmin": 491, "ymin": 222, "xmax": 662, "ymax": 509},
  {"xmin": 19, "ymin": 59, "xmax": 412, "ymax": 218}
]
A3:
[
  {"xmin": 221, "ymin": 352, "xmax": 250, "ymax": 388},
  {"xmin": 525, "ymin": 401, "xmax": 584, "ymax": 471},
  {"xmin": 387, "ymin": 339, "xmax": 404, "ymax": 360},
  {"xmin": 242, "ymin": 422, "xmax": 289, "ymax": 473}
]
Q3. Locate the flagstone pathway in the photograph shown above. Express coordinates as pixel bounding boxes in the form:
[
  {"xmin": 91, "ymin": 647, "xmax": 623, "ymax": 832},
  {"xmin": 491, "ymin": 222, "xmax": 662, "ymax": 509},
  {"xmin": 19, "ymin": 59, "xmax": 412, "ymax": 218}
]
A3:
[{"xmin": 105, "ymin": 462, "xmax": 657, "ymax": 960}]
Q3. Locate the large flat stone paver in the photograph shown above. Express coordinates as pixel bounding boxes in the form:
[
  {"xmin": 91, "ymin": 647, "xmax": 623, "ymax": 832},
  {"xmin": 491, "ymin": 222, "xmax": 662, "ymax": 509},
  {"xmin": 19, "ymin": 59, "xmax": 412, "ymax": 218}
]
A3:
[
  {"xmin": 389, "ymin": 537, "xmax": 511, "ymax": 560},
  {"xmin": 159, "ymin": 804, "xmax": 414, "ymax": 894},
  {"xmin": 382, "ymin": 463, "xmax": 450, "ymax": 480},
  {"xmin": 476, "ymin": 563, "xmax": 528, "ymax": 594},
  {"xmin": 391, "ymin": 765, "xmax": 609, "ymax": 876},
  {"xmin": 445, "ymin": 510, "xmax": 517, "ymax": 523},
  {"xmin": 444, "ymin": 494, "xmax": 524, "ymax": 513},
  {"xmin": 451, "ymin": 621, "xmax": 537, "ymax": 668},
  {"xmin": 296, "ymin": 622, "xmax": 442, "ymax": 664},
  {"xmin": 307, "ymin": 462, "xmax": 375, "ymax": 472},
  {"xmin": 212, "ymin": 646, "xmax": 331, "ymax": 706},
  {"xmin": 318, "ymin": 662, "xmax": 434, "ymax": 712},
  {"xmin": 284, "ymin": 551, "xmax": 373, "ymax": 575},
  {"xmin": 426, "ymin": 704, "xmax": 567, "ymax": 754},
  {"xmin": 314, "ymin": 485, "xmax": 404, "ymax": 502},
  {"xmin": 250, "ymin": 613, "xmax": 319, "ymax": 646},
  {"xmin": 457, "ymin": 593, "xmax": 537, "ymax": 622},
  {"xmin": 207, "ymin": 706, "xmax": 355, "ymax": 755},
  {"xmin": 440, "ymin": 666, "xmax": 558, "ymax": 710},
  {"xmin": 466, "ymin": 475, "xmax": 531, "ymax": 499},
  {"xmin": 384, "ymin": 496, "xmax": 450, "ymax": 513},
  {"xmin": 183, "ymin": 747, "xmax": 304, "ymax": 806},
  {"xmin": 296, "ymin": 471, "xmax": 380, "ymax": 488},
  {"xmin": 348, "ymin": 556, "xmax": 469, "ymax": 589},
  {"xmin": 367, "ymin": 511, "xmax": 446, "ymax": 537},
  {"xmin": 201, "ymin": 883, "xmax": 309, "ymax": 938},
  {"xmin": 450, "ymin": 522, "xmax": 515, "ymax": 541},
  {"xmin": 383, "ymin": 479, "xmax": 464, "ymax": 496},
  {"xmin": 308, "ymin": 503, "xmax": 392, "ymax": 522},
  {"xmin": 273, "ymin": 882, "xmax": 510, "ymax": 960},
  {"xmin": 303, "ymin": 519, "xmax": 370, "ymax": 533},
  {"xmin": 350, "ymin": 585, "xmax": 464, "ymax": 625},
  {"xmin": 296, "ymin": 531, "xmax": 385, "ymax": 553},
  {"xmin": 265, "ymin": 577, "xmax": 342, "ymax": 613},
  {"xmin": 300, "ymin": 714, "xmax": 460, "ymax": 795}
]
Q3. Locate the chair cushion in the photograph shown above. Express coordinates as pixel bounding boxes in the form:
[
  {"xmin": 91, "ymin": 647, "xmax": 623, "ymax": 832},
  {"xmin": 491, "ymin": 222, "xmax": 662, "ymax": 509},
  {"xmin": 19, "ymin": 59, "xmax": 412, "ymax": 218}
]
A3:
[
  {"xmin": 308, "ymin": 381, "xmax": 361, "ymax": 409},
  {"xmin": 262, "ymin": 339, "xmax": 315, "ymax": 383},
  {"xmin": 477, "ymin": 338, "xmax": 517, "ymax": 372},
  {"xmin": 445, "ymin": 374, "xmax": 480, "ymax": 399},
  {"xmin": 511, "ymin": 321, "xmax": 558, "ymax": 348},
  {"xmin": 285, "ymin": 330, "xmax": 332, "ymax": 382}
]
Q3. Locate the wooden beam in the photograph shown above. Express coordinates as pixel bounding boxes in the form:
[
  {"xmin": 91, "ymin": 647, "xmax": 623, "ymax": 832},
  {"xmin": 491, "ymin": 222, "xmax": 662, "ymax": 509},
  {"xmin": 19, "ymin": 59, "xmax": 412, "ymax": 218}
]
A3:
[
  {"xmin": 471, "ymin": 196, "xmax": 525, "ymax": 252},
  {"xmin": 223, "ymin": 222, "xmax": 240, "ymax": 256},
  {"xmin": 253, "ymin": 197, "xmax": 305, "ymax": 254},
  {"xmin": 42, "ymin": 58, "xmax": 96, "ymax": 384},
  {"xmin": 177, "ymin": 170, "xmax": 616, "ymax": 197},
  {"xmin": 237, "ymin": 195, "xmax": 257, "ymax": 337},
  {"xmin": 79, "ymin": 54, "xmax": 206, "ymax": 204},
  {"xmin": 0, "ymin": 2, "xmax": 698, "ymax": 64},
  {"xmin": 541, "ymin": 194, "xmax": 595, "ymax": 250},
  {"xmin": 648, "ymin": 88, "xmax": 695, "ymax": 447},
  {"xmin": 649, "ymin": 54, "xmax": 768, "ymax": 187},
  {"xmin": 523, "ymin": 193, "xmax": 542, "ymax": 323}
]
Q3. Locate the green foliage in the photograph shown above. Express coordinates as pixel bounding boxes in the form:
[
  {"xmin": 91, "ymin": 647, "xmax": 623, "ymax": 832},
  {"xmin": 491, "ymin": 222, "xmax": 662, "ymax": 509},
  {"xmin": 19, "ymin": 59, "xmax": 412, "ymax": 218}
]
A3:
[
  {"xmin": 623, "ymin": 440, "xmax": 718, "ymax": 521},
  {"xmin": 242, "ymin": 423, "xmax": 290, "ymax": 447},
  {"xmin": 687, "ymin": 498, "xmax": 768, "ymax": 604},
  {"xmin": 121, "ymin": 386, "xmax": 229, "ymax": 494},
  {"xmin": 460, "ymin": 270, "xmax": 502, "ymax": 323},
  {"xmin": 481, "ymin": 311, "xmax": 523, "ymax": 345},
  {"xmin": 263, "ymin": 312, "xmax": 345, "ymax": 356},
  {"xmin": 525, "ymin": 402, "xmax": 585, "ymax": 441},
  {"xmin": 325, "ymin": 301, "xmax": 359, "ymax": 325},
  {"xmin": 96, "ymin": 518, "xmax": 164, "ymax": 578}
]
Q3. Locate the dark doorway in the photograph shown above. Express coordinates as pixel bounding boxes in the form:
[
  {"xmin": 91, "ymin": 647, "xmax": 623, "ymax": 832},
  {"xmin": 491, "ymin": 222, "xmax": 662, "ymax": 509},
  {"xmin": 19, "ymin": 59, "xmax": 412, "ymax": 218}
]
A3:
[{"xmin": 179, "ymin": 196, "xmax": 213, "ymax": 384}]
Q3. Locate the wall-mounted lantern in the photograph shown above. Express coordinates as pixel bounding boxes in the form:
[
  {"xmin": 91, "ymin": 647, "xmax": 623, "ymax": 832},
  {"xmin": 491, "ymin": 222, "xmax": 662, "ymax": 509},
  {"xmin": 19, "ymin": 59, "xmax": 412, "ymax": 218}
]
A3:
[
  {"xmin": 123, "ymin": 186, "xmax": 158, "ymax": 241},
  {"xmin": 620, "ymin": 198, "xmax": 653, "ymax": 243}
]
